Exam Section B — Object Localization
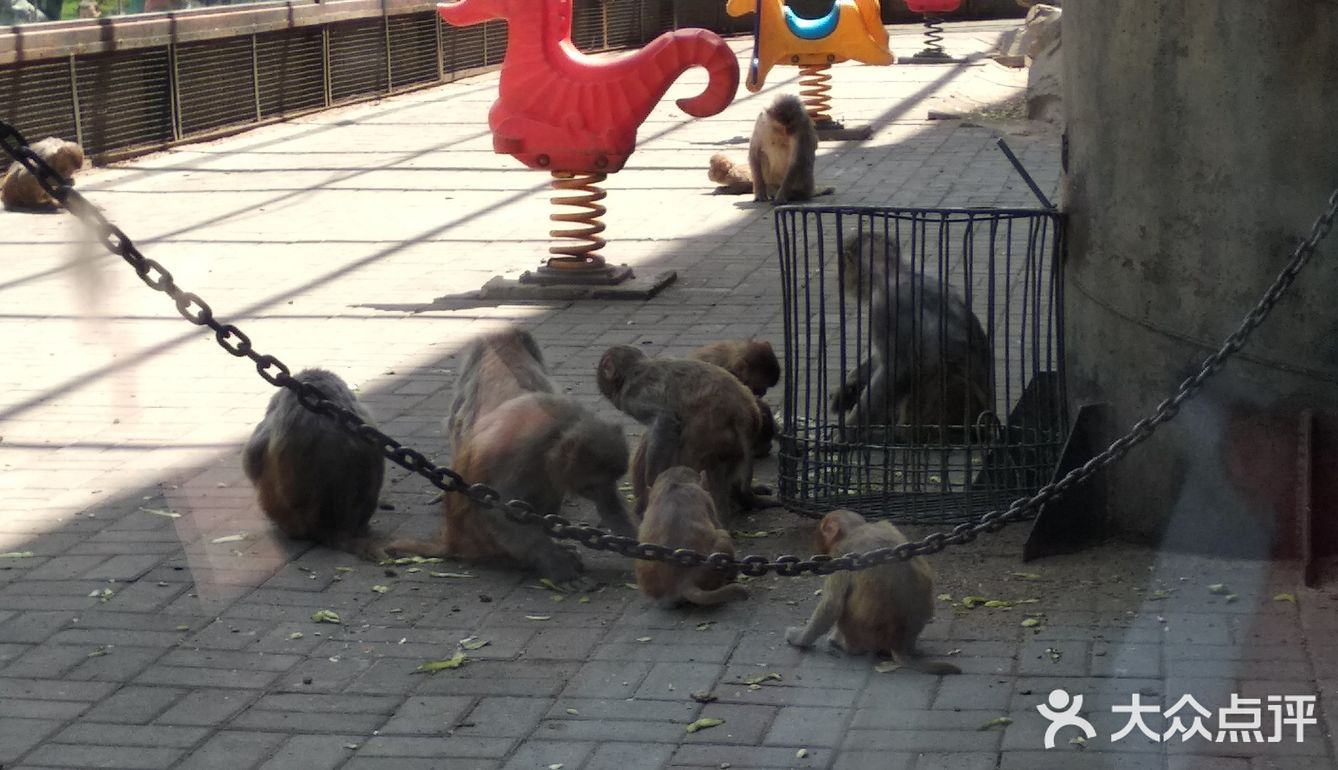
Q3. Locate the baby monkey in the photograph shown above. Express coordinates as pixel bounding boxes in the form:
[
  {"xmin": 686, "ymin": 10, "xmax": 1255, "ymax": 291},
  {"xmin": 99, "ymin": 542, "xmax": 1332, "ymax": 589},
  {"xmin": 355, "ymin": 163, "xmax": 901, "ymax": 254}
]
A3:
[
  {"xmin": 242, "ymin": 369, "xmax": 387, "ymax": 560},
  {"xmin": 635, "ymin": 466, "xmax": 748, "ymax": 608},
  {"xmin": 786, "ymin": 509, "xmax": 960, "ymax": 675},
  {"xmin": 2, "ymin": 137, "xmax": 85, "ymax": 211},
  {"xmin": 691, "ymin": 339, "xmax": 781, "ymax": 458}
]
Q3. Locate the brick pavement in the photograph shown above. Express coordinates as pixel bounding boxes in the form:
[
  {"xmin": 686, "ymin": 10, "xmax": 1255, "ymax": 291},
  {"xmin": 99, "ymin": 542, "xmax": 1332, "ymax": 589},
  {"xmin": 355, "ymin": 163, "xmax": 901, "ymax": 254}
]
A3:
[{"xmin": 1, "ymin": 19, "xmax": 1336, "ymax": 770}]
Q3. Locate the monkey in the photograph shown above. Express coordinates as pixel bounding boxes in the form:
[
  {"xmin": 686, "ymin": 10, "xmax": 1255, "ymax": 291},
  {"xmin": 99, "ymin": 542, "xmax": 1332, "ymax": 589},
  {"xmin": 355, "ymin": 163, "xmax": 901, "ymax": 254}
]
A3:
[
  {"xmin": 445, "ymin": 326, "xmax": 554, "ymax": 449},
  {"xmin": 242, "ymin": 368, "xmax": 387, "ymax": 560},
  {"xmin": 77, "ymin": 0, "xmax": 101, "ymax": 17},
  {"xmin": 634, "ymin": 466, "xmax": 748, "ymax": 608},
  {"xmin": 752, "ymin": 398, "xmax": 777, "ymax": 459},
  {"xmin": 708, "ymin": 153, "xmax": 754, "ymax": 195},
  {"xmin": 597, "ymin": 345, "xmax": 775, "ymax": 522},
  {"xmin": 389, "ymin": 327, "xmax": 636, "ymax": 587},
  {"xmin": 831, "ymin": 227, "xmax": 995, "ymax": 444},
  {"xmin": 786, "ymin": 509, "xmax": 960, "ymax": 675},
  {"xmin": 690, "ymin": 339, "xmax": 780, "ymax": 398},
  {"xmin": 1, "ymin": 137, "xmax": 85, "ymax": 211},
  {"xmin": 747, "ymin": 93, "xmax": 831, "ymax": 205},
  {"xmin": 690, "ymin": 339, "xmax": 782, "ymax": 459}
]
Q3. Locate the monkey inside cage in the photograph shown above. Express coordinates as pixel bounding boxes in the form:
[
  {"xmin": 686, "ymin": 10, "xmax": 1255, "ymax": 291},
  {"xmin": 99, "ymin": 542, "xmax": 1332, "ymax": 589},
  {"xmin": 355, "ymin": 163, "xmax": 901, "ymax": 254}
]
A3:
[{"xmin": 775, "ymin": 206, "xmax": 1067, "ymax": 525}]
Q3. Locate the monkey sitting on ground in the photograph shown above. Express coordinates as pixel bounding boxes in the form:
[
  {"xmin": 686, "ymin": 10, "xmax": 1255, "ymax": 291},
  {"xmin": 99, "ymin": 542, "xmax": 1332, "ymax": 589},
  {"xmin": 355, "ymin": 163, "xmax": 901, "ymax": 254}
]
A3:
[
  {"xmin": 445, "ymin": 326, "xmax": 554, "ymax": 449},
  {"xmin": 635, "ymin": 466, "xmax": 748, "ymax": 608},
  {"xmin": 1, "ymin": 137, "xmax": 85, "ymax": 211},
  {"xmin": 749, "ymin": 93, "xmax": 832, "ymax": 205},
  {"xmin": 598, "ymin": 345, "xmax": 775, "ymax": 521},
  {"xmin": 786, "ymin": 509, "xmax": 960, "ymax": 675},
  {"xmin": 832, "ymin": 228, "xmax": 995, "ymax": 444},
  {"xmin": 707, "ymin": 94, "xmax": 834, "ymax": 202},
  {"xmin": 390, "ymin": 327, "xmax": 636, "ymax": 587},
  {"xmin": 690, "ymin": 339, "xmax": 781, "ymax": 458},
  {"xmin": 243, "ymin": 368, "xmax": 387, "ymax": 560}
]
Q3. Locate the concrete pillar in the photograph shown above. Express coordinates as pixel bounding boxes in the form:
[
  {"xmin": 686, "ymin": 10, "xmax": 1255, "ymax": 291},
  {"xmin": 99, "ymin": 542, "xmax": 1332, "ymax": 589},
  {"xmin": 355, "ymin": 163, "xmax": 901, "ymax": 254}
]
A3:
[{"xmin": 1060, "ymin": 1, "xmax": 1338, "ymax": 557}]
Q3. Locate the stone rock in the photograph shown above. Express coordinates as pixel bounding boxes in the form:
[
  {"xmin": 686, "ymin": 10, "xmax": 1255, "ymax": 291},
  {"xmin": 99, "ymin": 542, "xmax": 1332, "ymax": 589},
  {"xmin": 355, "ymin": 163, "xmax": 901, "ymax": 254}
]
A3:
[
  {"xmin": 996, "ymin": 2, "xmax": 1060, "ymax": 61},
  {"xmin": 1020, "ymin": 3, "xmax": 1063, "ymax": 60},
  {"xmin": 1027, "ymin": 35, "xmax": 1063, "ymax": 124}
]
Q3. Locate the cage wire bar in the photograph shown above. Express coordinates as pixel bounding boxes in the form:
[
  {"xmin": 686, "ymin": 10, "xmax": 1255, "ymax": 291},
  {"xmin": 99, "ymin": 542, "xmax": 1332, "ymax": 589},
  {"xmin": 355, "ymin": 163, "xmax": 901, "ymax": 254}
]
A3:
[{"xmin": 776, "ymin": 206, "xmax": 1067, "ymax": 525}]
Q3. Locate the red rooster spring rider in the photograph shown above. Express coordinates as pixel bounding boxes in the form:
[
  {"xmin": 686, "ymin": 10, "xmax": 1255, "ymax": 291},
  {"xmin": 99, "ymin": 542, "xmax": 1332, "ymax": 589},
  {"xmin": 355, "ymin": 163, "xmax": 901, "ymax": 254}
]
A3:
[{"xmin": 439, "ymin": 0, "xmax": 741, "ymax": 286}]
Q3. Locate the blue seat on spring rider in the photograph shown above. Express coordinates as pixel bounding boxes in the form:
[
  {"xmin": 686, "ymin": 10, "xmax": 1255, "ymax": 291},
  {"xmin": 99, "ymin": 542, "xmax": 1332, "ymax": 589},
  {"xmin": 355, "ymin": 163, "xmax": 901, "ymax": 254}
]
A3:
[{"xmin": 783, "ymin": 5, "xmax": 841, "ymax": 40}]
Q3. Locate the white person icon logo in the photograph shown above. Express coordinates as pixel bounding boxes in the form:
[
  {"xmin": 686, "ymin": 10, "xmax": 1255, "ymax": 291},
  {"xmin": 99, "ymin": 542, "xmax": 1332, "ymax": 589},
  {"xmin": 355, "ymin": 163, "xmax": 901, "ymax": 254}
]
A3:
[{"xmin": 1037, "ymin": 688, "xmax": 1098, "ymax": 749}]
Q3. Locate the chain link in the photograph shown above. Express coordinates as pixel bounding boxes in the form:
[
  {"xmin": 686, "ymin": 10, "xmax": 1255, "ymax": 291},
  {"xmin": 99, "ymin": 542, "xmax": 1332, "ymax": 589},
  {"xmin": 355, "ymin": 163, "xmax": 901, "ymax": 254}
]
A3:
[{"xmin": 3, "ymin": 120, "xmax": 1334, "ymax": 574}]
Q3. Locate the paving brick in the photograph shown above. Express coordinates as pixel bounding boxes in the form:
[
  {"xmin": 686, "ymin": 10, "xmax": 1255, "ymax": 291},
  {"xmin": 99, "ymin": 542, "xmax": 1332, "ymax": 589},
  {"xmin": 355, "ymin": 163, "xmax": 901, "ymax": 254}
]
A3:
[
  {"xmin": 175, "ymin": 730, "xmax": 288, "ymax": 770},
  {"xmin": 671, "ymin": 745, "xmax": 827, "ymax": 767},
  {"xmin": 256, "ymin": 733, "xmax": 365, "ymax": 770},
  {"xmin": 81, "ymin": 685, "xmax": 185, "ymax": 723},
  {"xmin": 0, "ymin": 718, "xmax": 63, "ymax": 764},
  {"xmin": 67, "ymin": 645, "xmax": 167, "ymax": 682},
  {"xmin": 843, "ymin": 728, "xmax": 1001, "ymax": 754},
  {"xmin": 155, "ymin": 688, "xmax": 263, "ymax": 726},
  {"xmin": 379, "ymin": 695, "xmax": 476, "ymax": 735},
  {"xmin": 636, "ymin": 662, "xmax": 724, "ymax": 700},
  {"xmin": 999, "ymin": 751, "xmax": 1164, "ymax": 770},
  {"xmin": 0, "ymin": 611, "xmax": 76, "ymax": 643},
  {"xmin": 500, "ymin": 740, "xmax": 594, "ymax": 770},
  {"xmin": 679, "ymin": 703, "xmax": 777, "ymax": 745},
  {"xmin": 230, "ymin": 704, "xmax": 389, "ymax": 734},
  {"xmin": 134, "ymin": 663, "xmax": 284, "ymax": 689},
  {"xmin": 456, "ymin": 696, "xmax": 554, "ymax": 737},
  {"xmin": 2, "ymin": 644, "xmax": 92, "ymax": 678},
  {"xmin": 559, "ymin": 660, "xmax": 652, "ymax": 699},
  {"xmin": 343, "ymin": 760, "xmax": 499, "ymax": 770},
  {"xmin": 20, "ymin": 744, "xmax": 186, "ymax": 769},
  {"xmin": 831, "ymin": 750, "xmax": 915, "ymax": 770},
  {"xmin": 358, "ymin": 735, "xmax": 516, "ymax": 758},
  {"xmin": 584, "ymin": 741, "xmax": 676, "ymax": 770},
  {"xmin": 761, "ymin": 705, "xmax": 851, "ymax": 747}
]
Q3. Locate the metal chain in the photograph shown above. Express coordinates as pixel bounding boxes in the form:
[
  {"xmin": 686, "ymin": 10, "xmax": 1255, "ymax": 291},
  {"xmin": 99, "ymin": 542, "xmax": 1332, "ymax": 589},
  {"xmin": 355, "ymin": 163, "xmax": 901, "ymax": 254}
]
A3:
[{"xmin": 3, "ymin": 120, "xmax": 1334, "ymax": 577}]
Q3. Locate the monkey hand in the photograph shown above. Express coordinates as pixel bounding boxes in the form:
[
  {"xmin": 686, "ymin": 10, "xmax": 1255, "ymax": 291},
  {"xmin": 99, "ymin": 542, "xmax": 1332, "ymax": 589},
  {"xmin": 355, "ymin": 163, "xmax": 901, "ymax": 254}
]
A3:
[
  {"xmin": 772, "ymin": 193, "xmax": 789, "ymax": 206},
  {"xmin": 785, "ymin": 626, "xmax": 813, "ymax": 648},
  {"xmin": 829, "ymin": 383, "xmax": 861, "ymax": 413}
]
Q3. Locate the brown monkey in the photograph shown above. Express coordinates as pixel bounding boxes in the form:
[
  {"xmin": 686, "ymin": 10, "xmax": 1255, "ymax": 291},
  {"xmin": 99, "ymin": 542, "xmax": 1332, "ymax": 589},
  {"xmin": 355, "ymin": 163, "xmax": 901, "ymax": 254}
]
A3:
[
  {"xmin": 598, "ymin": 345, "xmax": 773, "ymax": 522},
  {"xmin": 786, "ymin": 509, "xmax": 960, "ymax": 675},
  {"xmin": 1, "ymin": 137, "xmax": 85, "ymax": 211},
  {"xmin": 635, "ymin": 466, "xmax": 748, "ymax": 607},
  {"xmin": 242, "ymin": 369, "xmax": 387, "ymax": 560},
  {"xmin": 691, "ymin": 339, "xmax": 781, "ymax": 458},
  {"xmin": 445, "ymin": 326, "xmax": 554, "ymax": 449},
  {"xmin": 708, "ymin": 152, "xmax": 753, "ymax": 195},
  {"xmin": 690, "ymin": 339, "xmax": 780, "ymax": 398},
  {"xmin": 391, "ymin": 327, "xmax": 635, "ymax": 587},
  {"xmin": 832, "ymin": 228, "xmax": 994, "ymax": 443},
  {"xmin": 747, "ymin": 93, "xmax": 831, "ymax": 205}
]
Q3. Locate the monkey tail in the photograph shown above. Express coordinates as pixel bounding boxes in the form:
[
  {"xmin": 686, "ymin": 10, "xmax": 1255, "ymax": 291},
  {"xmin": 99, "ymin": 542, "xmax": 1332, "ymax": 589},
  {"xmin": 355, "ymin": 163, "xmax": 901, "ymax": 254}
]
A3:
[
  {"xmin": 383, "ymin": 535, "xmax": 452, "ymax": 560},
  {"xmin": 680, "ymin": 582, "xmax": 749, "ymax": 606},
  {"xmin": 891, "ymin": 650, "xmax": 962, "ymax": 676}
]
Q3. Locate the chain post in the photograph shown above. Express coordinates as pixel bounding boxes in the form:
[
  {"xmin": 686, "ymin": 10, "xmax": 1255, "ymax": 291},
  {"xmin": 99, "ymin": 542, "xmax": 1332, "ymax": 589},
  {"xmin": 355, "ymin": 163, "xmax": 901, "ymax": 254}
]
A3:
[{"xmin": 1, "ymin": 120, "xmax": 1335, "ymax": 575}]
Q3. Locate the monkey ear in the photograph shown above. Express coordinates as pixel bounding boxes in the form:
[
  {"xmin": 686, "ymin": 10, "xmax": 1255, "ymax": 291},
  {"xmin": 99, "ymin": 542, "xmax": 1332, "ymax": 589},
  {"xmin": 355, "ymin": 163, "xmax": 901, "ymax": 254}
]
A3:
[
  {"xmin": 698, "ymin": 469, "xmax": 709, "ymax": 487},
  {"xmin": 818, "ymin": 514, "xmax": 843, "ymax": 550}
]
